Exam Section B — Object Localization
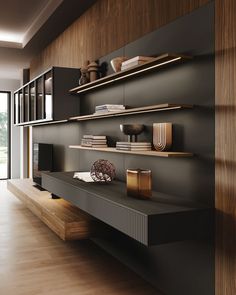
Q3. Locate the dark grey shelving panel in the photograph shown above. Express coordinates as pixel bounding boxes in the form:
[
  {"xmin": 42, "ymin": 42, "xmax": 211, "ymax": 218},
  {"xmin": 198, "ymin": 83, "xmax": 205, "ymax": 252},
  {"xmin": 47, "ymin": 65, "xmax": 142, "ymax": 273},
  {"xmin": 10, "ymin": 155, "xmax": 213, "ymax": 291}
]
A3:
[
  {"xmin": 34, "ymin": 4, "xmax": 215, "ymax": 293},
  {"xmin": 42, "ymin": 171, "xmax": 212, "ymax": 246}
]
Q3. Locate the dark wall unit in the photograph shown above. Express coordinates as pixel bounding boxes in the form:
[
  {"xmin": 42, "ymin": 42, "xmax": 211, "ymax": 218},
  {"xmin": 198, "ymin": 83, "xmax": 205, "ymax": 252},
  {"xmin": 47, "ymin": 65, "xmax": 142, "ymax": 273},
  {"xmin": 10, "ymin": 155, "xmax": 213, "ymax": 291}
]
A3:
[
  {"xmin": 33, "ymin": 3, "xmax": 214, "ymax": 295},
  {"xmin": 14, "ymin": 67, "xmax": 80, "ymax": 126}
]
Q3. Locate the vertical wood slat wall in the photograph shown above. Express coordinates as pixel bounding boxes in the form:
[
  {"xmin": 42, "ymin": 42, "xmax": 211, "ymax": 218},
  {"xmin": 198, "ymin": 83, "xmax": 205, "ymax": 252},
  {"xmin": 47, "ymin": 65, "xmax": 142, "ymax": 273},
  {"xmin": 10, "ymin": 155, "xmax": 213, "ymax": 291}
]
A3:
[
  {"xmin": 215, "ymin": 1, "xmax": 236, "ymax": 295},
  {"xmin": 30, "ymin": 0, "xmax": 209, "ymax": 78},
  {"xmin": 30, "ymin": 0, "xmax": 236, "ymax": 294}
]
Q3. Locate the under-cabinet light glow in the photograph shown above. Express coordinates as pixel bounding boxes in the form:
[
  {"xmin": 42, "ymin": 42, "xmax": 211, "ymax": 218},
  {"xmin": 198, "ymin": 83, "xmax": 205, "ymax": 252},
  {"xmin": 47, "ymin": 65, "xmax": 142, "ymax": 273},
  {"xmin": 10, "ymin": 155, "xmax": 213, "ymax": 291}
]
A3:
[
  {"xmin": 75, "ymin": 57, "xmax": 182, "ymax": 94},
  {"xmin": 76, "ymin": 79, "xmax": 114, "ymax": 93},
  {"xmin": 73, "ymin": 106, "xmax": 183, "ymax": 121},
  {"xmin": 115, "ymin": 57, "xmax": 182, "ymax": 80}
]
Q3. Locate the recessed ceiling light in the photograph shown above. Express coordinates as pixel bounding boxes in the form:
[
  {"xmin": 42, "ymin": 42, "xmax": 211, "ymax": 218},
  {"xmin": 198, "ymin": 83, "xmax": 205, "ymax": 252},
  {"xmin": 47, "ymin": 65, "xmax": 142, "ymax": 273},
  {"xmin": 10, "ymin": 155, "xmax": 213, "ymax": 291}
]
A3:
[{"xmin": 0, "ymin": 31, "xmax": 23, "ymax": 44}]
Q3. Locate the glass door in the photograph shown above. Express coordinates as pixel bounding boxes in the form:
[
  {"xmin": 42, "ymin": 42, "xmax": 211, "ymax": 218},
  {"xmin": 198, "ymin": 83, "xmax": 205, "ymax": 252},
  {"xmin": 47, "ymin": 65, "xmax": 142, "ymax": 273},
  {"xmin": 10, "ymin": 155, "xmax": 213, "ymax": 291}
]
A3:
[
  {"xmin": 19, "ymin": 89, "xmax": 24, "ymax": 123},
  {"xmin": 13, "ymin": 92, "xmax": 18, "ymax": 124},
  {"xmin": 36, "ymin": 77, "xmax": 44, "ymax": 120},
  {"xmin": 0, "ymin": 92, "xmax": 10, "ymax": 179},
  {"xmin": 30, "ymin": 82, "xmax": 36, "ymax": 121},
  {"xmin": 24, "ymin": 85, "xmax": 29, "ymax": 122},
  {"xmin": 44, "ymin": 71, "xmax": 53, "ymax": 120}
]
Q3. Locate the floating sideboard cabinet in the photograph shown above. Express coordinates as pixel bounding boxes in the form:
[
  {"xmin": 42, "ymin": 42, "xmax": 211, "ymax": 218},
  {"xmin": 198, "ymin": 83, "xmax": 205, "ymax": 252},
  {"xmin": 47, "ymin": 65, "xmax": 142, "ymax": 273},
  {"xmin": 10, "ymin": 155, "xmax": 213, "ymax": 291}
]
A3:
[
  {"xmin": 42, "ymin": 171, "xmax": 213, "ymax": 246},
  {"xmin": 14, "ymin": 67, "xmax": 80, "ymax": 126}
]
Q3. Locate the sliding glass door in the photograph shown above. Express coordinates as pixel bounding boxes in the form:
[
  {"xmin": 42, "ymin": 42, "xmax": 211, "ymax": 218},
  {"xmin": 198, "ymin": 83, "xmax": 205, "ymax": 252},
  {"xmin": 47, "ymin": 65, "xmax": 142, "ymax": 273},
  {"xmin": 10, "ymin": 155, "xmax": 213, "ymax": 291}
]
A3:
[{"xmin": 0, "ymin": 92, "xmax": 10, "ymax": 179}]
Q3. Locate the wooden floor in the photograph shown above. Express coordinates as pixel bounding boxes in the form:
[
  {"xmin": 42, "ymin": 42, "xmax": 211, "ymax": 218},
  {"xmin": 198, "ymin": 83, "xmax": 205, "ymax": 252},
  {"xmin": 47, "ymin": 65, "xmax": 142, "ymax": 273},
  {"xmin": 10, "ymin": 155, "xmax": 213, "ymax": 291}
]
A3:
[{"xmin": 0, "ymin": 181, "xmax": 159, "ymax": 295}]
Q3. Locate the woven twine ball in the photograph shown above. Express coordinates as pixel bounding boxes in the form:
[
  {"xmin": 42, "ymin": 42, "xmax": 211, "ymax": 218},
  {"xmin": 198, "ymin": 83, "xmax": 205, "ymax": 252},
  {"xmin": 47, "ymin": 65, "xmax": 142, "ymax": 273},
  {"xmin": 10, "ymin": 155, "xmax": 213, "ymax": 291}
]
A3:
[{"xmin": 90, "ymin": 159, "xmax": 116, "ymax": 183}]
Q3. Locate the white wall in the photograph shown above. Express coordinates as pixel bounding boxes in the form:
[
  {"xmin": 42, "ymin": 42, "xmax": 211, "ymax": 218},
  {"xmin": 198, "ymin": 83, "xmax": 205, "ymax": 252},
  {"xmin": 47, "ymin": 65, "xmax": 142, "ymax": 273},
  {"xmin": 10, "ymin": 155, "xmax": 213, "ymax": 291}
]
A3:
[
  {"xmin": 0, "ymin": 79, "xmax": 21, "ymax": 178},
  {"xmin": 20, "ymin": 126, "xmax": 29, "ymax": 178}
]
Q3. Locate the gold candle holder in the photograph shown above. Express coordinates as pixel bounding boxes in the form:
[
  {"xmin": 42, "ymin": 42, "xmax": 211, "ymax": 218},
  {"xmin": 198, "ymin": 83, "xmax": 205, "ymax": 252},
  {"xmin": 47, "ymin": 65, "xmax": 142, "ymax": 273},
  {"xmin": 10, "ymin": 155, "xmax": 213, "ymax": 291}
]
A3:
[{"xmin": 126, "ymin": 169, "xmax": 152, "ymax": 199}]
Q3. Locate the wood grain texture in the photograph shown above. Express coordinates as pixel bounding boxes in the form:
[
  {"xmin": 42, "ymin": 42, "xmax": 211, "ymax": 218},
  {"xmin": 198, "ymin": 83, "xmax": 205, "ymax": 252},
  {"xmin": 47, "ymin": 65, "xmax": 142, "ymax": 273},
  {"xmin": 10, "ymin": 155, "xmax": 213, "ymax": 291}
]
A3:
[
  {"xmin": 7, "ymin": 178, "xmax": 98, "ymax": 241},
  {"xmin": 30, "ymin": 0, "xmax": 210, "ymax": 78},
  {"xmin": 69, "ymin": 145, "xmax": 193, "ymax": 158},
  {"xmin": 0, "ymin": 181, "xmax": 158, "ymax": 295},
  {"xmin": 215, "ymin": 0, "xmax": 236, "ymax": 294}
]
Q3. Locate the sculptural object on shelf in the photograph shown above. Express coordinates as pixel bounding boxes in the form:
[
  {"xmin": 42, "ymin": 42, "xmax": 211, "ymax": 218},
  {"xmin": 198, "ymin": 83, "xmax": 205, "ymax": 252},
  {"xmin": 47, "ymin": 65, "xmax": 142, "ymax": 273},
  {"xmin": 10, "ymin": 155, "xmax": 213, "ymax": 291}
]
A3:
[
  {"xmin": 90, "ymin": 159, "xmax": 116, "ymax": 183},
  {"xmin": 153, "ymin": 123, "xmax": 172, "ymax": 151},
  {"xmin": 79, "ymin": 60, "xmax": 90, "ymax": 85},
  {"xmin": 88, "ymin": 61, "xmax": 99, "ymax": 81},
  {"xmin": 120, "ymin": 124, "xmax": 144, "ymax": 142},
  {"xmin": 126, "ymin": 168, "xmax": 152, "ymax": 199}
]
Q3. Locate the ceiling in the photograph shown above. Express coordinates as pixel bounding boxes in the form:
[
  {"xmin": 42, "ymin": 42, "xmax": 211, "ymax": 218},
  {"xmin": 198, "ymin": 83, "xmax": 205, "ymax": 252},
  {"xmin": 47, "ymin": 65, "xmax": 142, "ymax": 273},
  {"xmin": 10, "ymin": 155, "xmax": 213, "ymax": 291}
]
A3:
[{"xmin": 0, "ymin": 0, "xmax": 97, "ymax": 80}]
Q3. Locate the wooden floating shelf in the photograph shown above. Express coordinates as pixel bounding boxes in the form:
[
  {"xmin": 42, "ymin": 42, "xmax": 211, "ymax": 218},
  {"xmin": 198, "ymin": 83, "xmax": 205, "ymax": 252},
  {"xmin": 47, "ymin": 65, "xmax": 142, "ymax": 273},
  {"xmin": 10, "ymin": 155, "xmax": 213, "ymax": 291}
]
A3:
[
  {"xmin": 19, "ymin": 119, "xmax": 68, "ymax": 127},
  {"xmin": 7, "ymin": 179, "xmax": 99, "ymax": 241},
  {"xmin": 69, "ymin": 53, "xmax": 191, "ymax": 94},
  {"xmin": 15, "ymin": 118, "xmax": 53, "ymax": 127},
  {"xmin": 42, "ymin": 171, "xmax": 212, "ymax": 246},
  {"xmin": 69, "ymin": 145, "xmax": 193, "ymax": 158},
  {"xmin": 69, "ymin": 103, "xmax": 193, "ymax": 122}
]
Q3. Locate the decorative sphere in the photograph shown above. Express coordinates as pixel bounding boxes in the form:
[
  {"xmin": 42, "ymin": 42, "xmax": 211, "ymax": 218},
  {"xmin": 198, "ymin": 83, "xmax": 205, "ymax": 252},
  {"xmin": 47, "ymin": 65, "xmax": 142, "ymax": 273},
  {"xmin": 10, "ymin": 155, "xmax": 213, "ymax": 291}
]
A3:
[{"xmin": 90, "ymin": 159, "xmax": 116, "ymax": 183}]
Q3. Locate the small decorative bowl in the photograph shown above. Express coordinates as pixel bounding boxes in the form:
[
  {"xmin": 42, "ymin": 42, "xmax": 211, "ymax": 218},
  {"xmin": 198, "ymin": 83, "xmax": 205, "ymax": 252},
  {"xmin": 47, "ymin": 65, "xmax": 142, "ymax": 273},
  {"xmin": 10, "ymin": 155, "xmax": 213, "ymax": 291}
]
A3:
[
  {"xmin": 120, "ymin": 124, "xmax": 145, "ymax": 142},
  {"xmin": 110, "ymin": 57, "xmax": 128, "ymax": 72}
]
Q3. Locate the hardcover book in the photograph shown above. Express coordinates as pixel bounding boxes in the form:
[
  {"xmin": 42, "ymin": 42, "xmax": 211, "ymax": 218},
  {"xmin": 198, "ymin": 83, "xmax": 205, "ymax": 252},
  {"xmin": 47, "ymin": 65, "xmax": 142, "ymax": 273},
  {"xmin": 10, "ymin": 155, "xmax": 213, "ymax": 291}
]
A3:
[{"xmin": 122, "ymin": 56, "xmax": 154, "ymax": 66}]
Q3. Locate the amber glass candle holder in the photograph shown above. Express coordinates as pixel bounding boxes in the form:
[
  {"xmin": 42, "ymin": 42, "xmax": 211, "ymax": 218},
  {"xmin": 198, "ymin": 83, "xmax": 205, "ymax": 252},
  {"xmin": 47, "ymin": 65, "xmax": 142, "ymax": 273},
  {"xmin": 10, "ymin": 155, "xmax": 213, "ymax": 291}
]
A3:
[{"xmin": 126, "ymin": 169, "xmax": 152, "ymax": 199}]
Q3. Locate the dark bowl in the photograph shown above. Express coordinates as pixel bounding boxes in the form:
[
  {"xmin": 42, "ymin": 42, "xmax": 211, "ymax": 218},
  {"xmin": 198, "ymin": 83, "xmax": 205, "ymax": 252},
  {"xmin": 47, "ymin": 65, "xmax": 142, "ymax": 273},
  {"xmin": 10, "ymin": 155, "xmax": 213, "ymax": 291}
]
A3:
[{"xmin": 120, "ymin": 124, "xmax": 145, "ymax": 135}]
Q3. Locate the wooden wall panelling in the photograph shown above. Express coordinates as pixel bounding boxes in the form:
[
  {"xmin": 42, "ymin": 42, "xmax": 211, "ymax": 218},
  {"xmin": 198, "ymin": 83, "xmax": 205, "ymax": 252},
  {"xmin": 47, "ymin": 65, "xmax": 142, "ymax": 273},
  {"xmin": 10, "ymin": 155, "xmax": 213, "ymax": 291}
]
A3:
[
  {"xmin": 98, "ymin": 0, "xmax": 126, "ymax": 56},
  {"xmin": 215, "ymin": 0, "xmax": 236, "ymax": 294},
  {"xmin": 30, "ymin": 0, "xmax": 210, "ymax": 79},
  {"xmin": 124, "ymin": 0, "xmax": 210, "ymax": 44}
]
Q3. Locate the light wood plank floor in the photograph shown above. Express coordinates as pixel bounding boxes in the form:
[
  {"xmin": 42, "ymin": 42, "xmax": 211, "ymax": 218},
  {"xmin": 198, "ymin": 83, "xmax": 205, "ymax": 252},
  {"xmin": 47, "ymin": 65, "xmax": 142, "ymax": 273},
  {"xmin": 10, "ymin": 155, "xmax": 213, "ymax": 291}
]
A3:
[{"xmin": 0, "ymin": 181, "xmax": 159, "ymax": 295}]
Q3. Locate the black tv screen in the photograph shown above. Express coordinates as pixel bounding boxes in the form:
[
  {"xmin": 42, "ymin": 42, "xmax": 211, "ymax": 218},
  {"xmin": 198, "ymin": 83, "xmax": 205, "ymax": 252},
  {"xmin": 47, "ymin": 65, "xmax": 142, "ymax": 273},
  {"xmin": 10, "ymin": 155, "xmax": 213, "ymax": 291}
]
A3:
[{"xmin": 33, "ymin": 143, "xmax": 53, "ymax": 186}]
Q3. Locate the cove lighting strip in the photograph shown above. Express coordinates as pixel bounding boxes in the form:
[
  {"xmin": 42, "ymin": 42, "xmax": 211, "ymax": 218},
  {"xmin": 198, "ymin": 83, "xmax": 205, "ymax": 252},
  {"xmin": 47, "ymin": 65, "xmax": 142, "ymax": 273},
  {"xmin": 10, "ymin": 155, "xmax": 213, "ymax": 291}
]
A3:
[
  {"xmin": 75, "ymin": 56, "xmax": 182, "ymax": 94},
  {"xmin": 71, "ymin": 105, "xmax": 185, "ymax": 121}
]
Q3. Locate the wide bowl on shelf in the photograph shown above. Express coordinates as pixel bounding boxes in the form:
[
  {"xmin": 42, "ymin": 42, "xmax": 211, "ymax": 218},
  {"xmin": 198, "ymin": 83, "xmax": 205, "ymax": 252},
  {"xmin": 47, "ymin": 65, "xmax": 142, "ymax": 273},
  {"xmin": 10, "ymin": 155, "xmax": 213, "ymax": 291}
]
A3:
[{"xmin": 120, "ymin": 124, "xmax": 145, "ymax": 142}]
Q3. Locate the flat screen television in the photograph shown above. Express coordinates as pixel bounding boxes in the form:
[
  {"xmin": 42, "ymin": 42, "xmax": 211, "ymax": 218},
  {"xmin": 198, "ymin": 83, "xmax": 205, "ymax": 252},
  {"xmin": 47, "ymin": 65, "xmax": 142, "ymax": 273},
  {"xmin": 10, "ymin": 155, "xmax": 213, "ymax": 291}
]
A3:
[{"xmin": 33, "ymin": 143, "xmax": 53, "ymax": 187}]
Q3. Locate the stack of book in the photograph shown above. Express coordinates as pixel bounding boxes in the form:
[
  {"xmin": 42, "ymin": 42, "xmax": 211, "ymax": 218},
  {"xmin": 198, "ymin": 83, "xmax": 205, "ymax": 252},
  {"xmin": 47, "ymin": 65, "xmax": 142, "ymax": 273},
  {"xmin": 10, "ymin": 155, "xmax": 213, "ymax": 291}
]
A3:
[
  {"xmin": 121, "ymin": 56, "xmax": 154, "ymax": 71},
  {"xmin": 116, "ymin": 142, "xmax": 152, "ymax": 151},
  {"xmin": 95, "ymin": 104, "xmax": 125, "ymax": 114},
  {"xmin": 81, "ymin": 135, "xmax": 107, "ymax": 148}
]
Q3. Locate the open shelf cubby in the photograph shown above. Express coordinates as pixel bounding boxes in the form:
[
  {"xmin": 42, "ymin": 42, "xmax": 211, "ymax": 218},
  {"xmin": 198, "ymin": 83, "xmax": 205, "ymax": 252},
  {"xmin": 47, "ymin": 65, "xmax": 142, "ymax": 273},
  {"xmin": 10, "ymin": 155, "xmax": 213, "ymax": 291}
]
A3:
[
  {"xmin": 69, "ymin": 145, "xmax": 193, "ymax": 158},
  {"xmin": 69, "ymin": 53, "xmax": 191, "ymax": 95}
]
